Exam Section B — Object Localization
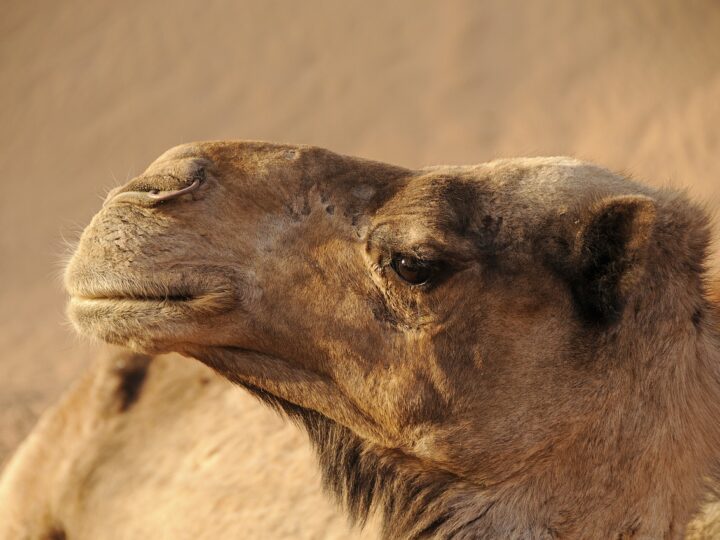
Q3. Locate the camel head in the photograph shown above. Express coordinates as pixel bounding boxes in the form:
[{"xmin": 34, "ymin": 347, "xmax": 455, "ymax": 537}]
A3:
[{"xmin": 65, "ymin": 141, "xmax": 720, "ymax": 537}]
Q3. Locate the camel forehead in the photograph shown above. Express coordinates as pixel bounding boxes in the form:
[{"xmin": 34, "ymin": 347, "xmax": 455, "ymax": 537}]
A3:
[
  {"xmin": 146, "ymin": 140, "xmax": 309, "ymax": 176},
  {"xmin": 150, "ymin": 140, "xmax": 304, "ymax": 163},
  {"xmin": 149, "ymin": 142, "xmax": 636, "ymax": 194},
  {"xmin": 144, "ymin": 142, "xmax": 657, "ymax": 229},
  {"xmin": 146, "ymin": 140, "xmax": 409, "ymax": 190}
]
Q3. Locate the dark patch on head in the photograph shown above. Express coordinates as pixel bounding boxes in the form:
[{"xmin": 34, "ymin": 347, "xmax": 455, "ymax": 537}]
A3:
[
  {"xmin": 234, "ymin": 381, "xmax": 482, "ymax": 538},
  {"xmin": 478, "ymin": 215, "xmax": 502, "ymax": 249},
  {"xmin": 474, "ymin": 214, "xmax": 505, "ymax": 269},
  {"xmin": 325, "ymin": 205, "xmax": 335, "ymax": 215},
  {"xmin": 438, "ymin": 179, "xmax": 480, "ymax": 235},
  {"xmin": 436, "ymin": 178, "xmax": 514, "ymax": 273},
  {"xmin": 113, "ymin": 353, "xmax": 151, "ymax": 412}
]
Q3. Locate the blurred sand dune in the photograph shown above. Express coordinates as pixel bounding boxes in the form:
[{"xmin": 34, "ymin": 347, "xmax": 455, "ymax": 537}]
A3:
[{"xmin": 1, "ymin": 0, "xmax": 719, "ymax": 536}]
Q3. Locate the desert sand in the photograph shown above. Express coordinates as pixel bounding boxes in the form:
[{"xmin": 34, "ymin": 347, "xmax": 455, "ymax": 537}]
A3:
[{"xmin": 1, "ymin": 0, "xmax": 719, "ymax": 537}]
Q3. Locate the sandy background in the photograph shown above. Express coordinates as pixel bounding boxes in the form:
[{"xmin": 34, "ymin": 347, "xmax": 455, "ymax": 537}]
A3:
[{"xmin": 1, "ymin": 0, "xmax": 719, "ymax": 533}]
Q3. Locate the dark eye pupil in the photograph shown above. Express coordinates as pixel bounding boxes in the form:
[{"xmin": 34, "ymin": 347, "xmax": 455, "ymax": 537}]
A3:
[{"xmin": 392, "ymin": 255, "xmax": 432, "ymax": 284}]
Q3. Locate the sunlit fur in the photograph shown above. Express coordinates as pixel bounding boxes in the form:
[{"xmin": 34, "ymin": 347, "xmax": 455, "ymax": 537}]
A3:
[
  {"xmin": 0, "ymin": 348, "xmax": 374, "ymax": 540},
  {"xmin": 18, "ymin": 141, "xmax": 720, "ymax": 538}
]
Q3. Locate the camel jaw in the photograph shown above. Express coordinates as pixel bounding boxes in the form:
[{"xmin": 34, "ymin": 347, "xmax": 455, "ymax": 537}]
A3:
[{"xmin": 185, "ymin": 344, "xmax": 397, "ymax": 448}]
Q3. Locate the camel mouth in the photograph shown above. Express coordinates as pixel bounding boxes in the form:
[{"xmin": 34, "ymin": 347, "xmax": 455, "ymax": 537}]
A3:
[
  {"xmin": 69, "ymin": 277, "xmax": 203, "ymax": 303},
  {"xmin": 66, "ymin": 266, "xmax": 238, "ymax": 307},
  {"xmin": 68, "ymin": 282, "xmax": 235, "ymax": 313},
  {"xmin": 73, "ymin": 290, "xmax": 196, "ymax": 303},
  {"xmin": 65, "ymin": 268, "xmax": 240, "ymax": 349}
]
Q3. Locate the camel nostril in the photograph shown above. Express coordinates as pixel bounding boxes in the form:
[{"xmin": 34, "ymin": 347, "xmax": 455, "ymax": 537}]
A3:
[
  {"xmin": 105, "ymin": 177, "xmax": 204, "ymax": 207},
  {"xmin": 146, "ymin": 178, "xmax": 202, "ymax": 202}
]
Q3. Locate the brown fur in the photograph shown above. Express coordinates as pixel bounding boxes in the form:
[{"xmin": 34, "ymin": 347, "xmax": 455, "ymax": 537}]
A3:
[{"xmin": 52, "ymin": 142, "xmax": 720, "ymax": 538}]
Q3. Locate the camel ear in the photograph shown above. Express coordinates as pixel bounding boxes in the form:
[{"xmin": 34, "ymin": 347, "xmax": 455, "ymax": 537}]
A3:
[{"xmin": 571, "ymin": 195, "xmax": 657, "ymax": 323}]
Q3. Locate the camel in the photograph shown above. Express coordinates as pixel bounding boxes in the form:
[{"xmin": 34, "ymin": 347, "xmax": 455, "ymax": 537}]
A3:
[{"xmin": 3, "ymin": 140, "xmax": 720, "ymax": 538}]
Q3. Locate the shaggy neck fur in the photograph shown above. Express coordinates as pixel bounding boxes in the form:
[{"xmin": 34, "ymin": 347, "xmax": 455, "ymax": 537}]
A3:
[
  {"xmin": 229, "ymin": 291, "xmax": 720, "ymax": 540},
  {"xmin": 240, "ymin": 383, "xmax": 497, "ymax": 538}
]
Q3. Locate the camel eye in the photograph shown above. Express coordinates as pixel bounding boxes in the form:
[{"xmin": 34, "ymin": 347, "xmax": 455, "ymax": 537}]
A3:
[{"xmin": 391, "ymin": 254, "xmax": 433, "ymax": 285}]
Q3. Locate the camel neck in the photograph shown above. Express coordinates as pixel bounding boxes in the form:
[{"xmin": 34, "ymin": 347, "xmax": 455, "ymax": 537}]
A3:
[
  {"xmin": 231, "ymin": 332, "xmax": 720, "ymax": 539},
  {"xmin": 223, "ymin": 283, "xmax": 720, "ymax": 538}
]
